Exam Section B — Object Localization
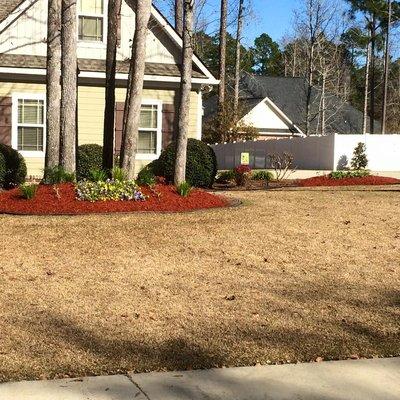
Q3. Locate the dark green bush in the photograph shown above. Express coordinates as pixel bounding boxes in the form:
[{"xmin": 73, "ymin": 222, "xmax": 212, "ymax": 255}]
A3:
[
  {"xmin": 149, "ymin": 139, "xmax": 217, "ymax": 188},
  {"xmin": 252, "ymin": 170, "xmax": 274, "ymax": 181},
  {"xmin": 136, "ymin": 165, "xmax": 156, "ymax": 186},
  {"xmin": 0, "ymin": 144, "xmax": 27, "ymax": 188},
  {"xmin": 216, "ymin": 170, "xmax": 235, "ymax": 183},
  {"xmin": 77, "ymin": 144, "xmax": 103, "ymax": 181},
  {"xmin": 330, "ymin": 170, "xmax": 370, "ymax": 179},
  {"xmin": 0, "ymin": 152, "xmax": 6, "ymax": 187}
]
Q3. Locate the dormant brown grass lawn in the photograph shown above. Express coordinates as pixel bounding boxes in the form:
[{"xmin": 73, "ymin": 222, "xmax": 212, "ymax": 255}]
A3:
[{"xmin": 0, "ymin": 187, "xmax": 399, "ymax": 382}]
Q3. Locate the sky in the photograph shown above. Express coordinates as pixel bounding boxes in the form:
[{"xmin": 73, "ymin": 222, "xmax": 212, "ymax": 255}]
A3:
[{"xmin": 155, "ymin": 0, "xmax": 301, "ymax": 47}]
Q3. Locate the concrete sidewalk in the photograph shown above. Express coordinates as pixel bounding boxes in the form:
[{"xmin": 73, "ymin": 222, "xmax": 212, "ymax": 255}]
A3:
[{"xmin": 0, "ymin": 357, "xmax": 399, "ymax": 399}]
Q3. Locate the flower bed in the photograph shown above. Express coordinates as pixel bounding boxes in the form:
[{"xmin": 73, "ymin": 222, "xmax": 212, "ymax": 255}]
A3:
[
  {"xmin": 0, "ymin": 183, "xmax": 229, "ymax": 215},
  {"xmin": 299, "ymin": 175, "xmax": 400, "ymax": 187}
]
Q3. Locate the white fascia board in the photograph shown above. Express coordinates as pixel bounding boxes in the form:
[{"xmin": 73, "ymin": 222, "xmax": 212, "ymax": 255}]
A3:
[
  {"xmin": 0, "ymin": 0, "xmax": 38, "ymax": 34},
  {"xmin": 0, "ymin": 67, "xmax": 218, "ymax": 85}
]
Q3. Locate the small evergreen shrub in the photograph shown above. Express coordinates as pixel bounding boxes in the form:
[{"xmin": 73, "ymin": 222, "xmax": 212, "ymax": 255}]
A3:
[
  {"xmin": 234, "ymin": 164, "xmax": 252, "ymax": 186},
  {"xmin": 330, "ymin": 170, "xmax": 370, "ymax": 179},
  {"xmin": 252, "ymin": 170, "xmax": 274, "ymax": 181},
  {"xmin": 19, "ymin": 183, "xmax": 38, "ymax": 199},
  {"xmin": 215, "ymin": 170, "xmax": 235, "ymax": 183},
  {"xmin": 43, "ymin": 165, "xmax": 75, "ymax": 184},
  {"xmin": 76, "ymin": 179, "xmax": 146, "ymax": 202},
  {"xmin": 176, "ymin": 181, "xmax": 192, "ymax": 197},
  {"xmin": 77, "ymin": 144, "xmax": 103, "ymax": 181},
  {"xmin": 150, "ymin": 139, "xmax": 217, "ymax": 188},
  {"xmin": 0, "ymin": 144, "xmax": 27, "ymax": 188},
  {"xmin": 136, "ymin": 165, "xmax": 156, "ymax": 186},
  {"xmin": 351, "ymin": 142, "xmax": 368, "ymax": 170}
]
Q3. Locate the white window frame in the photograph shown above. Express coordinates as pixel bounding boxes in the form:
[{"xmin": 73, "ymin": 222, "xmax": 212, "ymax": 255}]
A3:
[
  {"xmin": 77, "ymin": 0, "xmax": 107, "ymax": 47},
  {"xmin": 136, "ymin": 100, "xmax": 163, "ymax": 161},
  {"xmin": 12, "ymin": 93, "xmax": 46, "ymax": 158}
]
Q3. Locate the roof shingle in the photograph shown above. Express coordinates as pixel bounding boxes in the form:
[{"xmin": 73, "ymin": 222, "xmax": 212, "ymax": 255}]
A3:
[{"xmin": 0, "ymin": 53, "xmax": 206, "ymax": 78}]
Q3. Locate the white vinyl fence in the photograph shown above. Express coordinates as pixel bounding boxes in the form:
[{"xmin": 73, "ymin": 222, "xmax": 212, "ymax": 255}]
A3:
[{"xmin": 211, "ymin": 134, "xmax": 400, "ymax": 172}]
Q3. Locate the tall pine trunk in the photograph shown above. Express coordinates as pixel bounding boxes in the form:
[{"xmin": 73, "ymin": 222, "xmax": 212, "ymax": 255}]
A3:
[
  {"xmin": 233, "ymin": 0, "xmax": 244, "ymax": 122},
  {"xmin": 305, "ymin": 42, "xmax": 315, "ymax": 136},
  {"xmin": 218, "ymin": 0, "xmax": 227, "ymax": 112},
  {"xmin": 103, "ymin": 0, "xmax": 122, "ymax": 170},
  {"xmin": 175, "ymin": 0, "xmax": 184, "ymax": 36},
  {"xmin": 174, "ymin": 0, "xmax": 194, "ymax": 186},
  {"xmin": 45, "ymin": 0, "xmax": 61, "ymax": 170},
  {"xmin": 60, "ymin": 0, "xmax": 77, "ymax": 173},
  {"xmin": 381, "ymin": 0, "xmax": 392, "ymax": 135},
  {"xmin": 120, "ymin": 0, "xmax": 152, "ymax": 180},
  {"xmin": 369, "ymin": 17, "xmax": 376, "ymax": 134},
  {"xmin": 363, "ymin": 41, "xmax": 371, "ymax": 135}
]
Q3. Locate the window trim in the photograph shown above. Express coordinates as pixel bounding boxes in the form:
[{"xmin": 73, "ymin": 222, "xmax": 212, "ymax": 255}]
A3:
[
  {"xmin": 12, "ymin": 93, "xmax": 46, "ymax": 158},
  {"xmin": 77, "ymin": 0, "xmax": 107, "ymax": 46},
  {"xmin": 136, "ymin": 100, "xmax": 163, "ymax": 161}
]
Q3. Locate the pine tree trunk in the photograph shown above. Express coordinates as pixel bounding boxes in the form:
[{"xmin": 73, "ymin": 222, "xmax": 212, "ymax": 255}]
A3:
[
  {"xmin": 321, "ymin": 72, "xmax": 326, "ymax": 135},
  {"xmin": 381, "ymin": 0, "xmax": 392, "ymax": 135},
  {"xmin": 370, "ymin": 18, "xmax": 376, "ymax": 134},
  {"xmin": 60, "ymin": 0, "xmax": 77, "ymax": 173},
  {"xmin": 218, "ymin": 0, "xmax": 228, "ymax": 112},
  {"xmin": 103, "ymin": 0, "xmax": 122, "ymax": 170},
  {"xmin": 363, "ymin": 41, "xmax": 371, "ymax": 135},
  {"xmin": 174, "ymin": 0, "xmax": 194, "ymax": 186},
  {"xmin": 233, "ymin": 0, "xmax": 244, "ymax": 122},
  {"xmin": 45, "ymin": 0, "xmax": 61, "ymax": 170},
  {"xmin": 120, "ymin": 0, "xmax": 152, "ymax": 180},
  {"xmin": 175, "ymin": 0, "xmax": 184, "ymax": 36}
]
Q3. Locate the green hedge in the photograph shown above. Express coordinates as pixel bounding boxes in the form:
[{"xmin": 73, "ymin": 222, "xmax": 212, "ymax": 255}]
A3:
[
  {"xmin": 0, "ymin": 152, "xmax": 6, "ymax": 187},
  {"xmin": 77, "ymin": 144, "xmax": 103, "ymax": 181},
  {"xmin": 0, "ymin": 144, "xmax": 27, "ymax": 188},
  {"xmin": 145, "ymin": 139, "xmax": 217, "ymax": 188}
]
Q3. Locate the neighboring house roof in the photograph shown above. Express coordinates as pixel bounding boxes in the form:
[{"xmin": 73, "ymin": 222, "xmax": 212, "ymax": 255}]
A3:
[
  {"xmin": 0, "ymin": 53, "xmax": 206, "ymax": 78},
  {"xmin": 204, "ymin": 74, "xmax": 380, "ymax": 135},
  {"xmin": 0, "ymin": 0, "xmax": 24, "ymax": 23}
]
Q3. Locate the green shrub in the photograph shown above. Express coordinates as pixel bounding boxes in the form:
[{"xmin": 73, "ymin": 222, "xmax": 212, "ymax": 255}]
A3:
[
  {"xmin": 0, "ymin": 152, "xmax": 6, "ymax": 187},
  {"xmin": 136, "ymin": 165, "xmax": 156, "ymax": 186},
  {"xmin": 111, "ymin": 166, "xmax": 127, "ymax": 182},
  {"xmin": 215, "ymin": 170, "xmax": 235, "ymax": 183},
  {"xmin": 43, "ymin": 165, "xmax": 75, "ymax": 184},
  {"xmin": 0, "ymin": 144, "xmax": 27, "ymax": 188},
  {"xmin": 351, "ymin": 142, "xmax": 368, "ymax": 170},
  {"xmin": 76, "ymin": 179, "xmax": 146, "ymax": 202},
  {"xmin": 19, "ymin": 183, "xmax": 38, "ymax": 199},
  {"xmin": 77, "ymin": 144, "xmax": 103, "ymax": 181},
  {"xmin": 252, "ymin": 170, "xmax": 274, "ymax": 181},
  {"xmin": 330, "ymin": 170, "xmax": 370, "ymax": 179},
  {"xmin": 149, "ymin": 139, "xmax": 217, "ymax": 188},
  {"xmin": 88, "ymin": 168, "xmax": 108, "ymax": 182},
  {"xmin": 176, "ymin": 181, "xmax": 192, "ymax": 197}
]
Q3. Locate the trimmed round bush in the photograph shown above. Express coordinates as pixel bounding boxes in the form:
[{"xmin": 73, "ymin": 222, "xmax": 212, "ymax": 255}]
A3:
[
  {"xmin": 77, "ymin": 144, "xmax": 103, "ymax": 181},
  {"xmin": 0, "ymin": 144, "xmax": 27, "ymax": 188},
  {"xmin": 148, "ymin": 139, "xmax": 217, "ymax": 188}
]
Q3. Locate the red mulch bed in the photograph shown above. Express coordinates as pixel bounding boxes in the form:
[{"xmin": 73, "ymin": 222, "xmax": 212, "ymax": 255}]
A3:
[
  {"xmin": 299, "ymin": 175, "xmax": 400, "ymax": 187},
  {"xmin": 0, "ymin": 183, "xmax": 229, "ymax": 215}
]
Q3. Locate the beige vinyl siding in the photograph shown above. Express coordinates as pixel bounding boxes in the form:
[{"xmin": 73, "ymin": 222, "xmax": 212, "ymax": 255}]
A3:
[{"xmin": 0, "ymin": 82, "xmax": 201, "ymax": 178}]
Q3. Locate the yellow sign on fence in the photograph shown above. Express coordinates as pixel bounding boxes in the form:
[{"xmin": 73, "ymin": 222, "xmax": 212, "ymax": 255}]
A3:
[{"xmin": 241, "ymin": 152, "xmax": 250, "ymax": 165}]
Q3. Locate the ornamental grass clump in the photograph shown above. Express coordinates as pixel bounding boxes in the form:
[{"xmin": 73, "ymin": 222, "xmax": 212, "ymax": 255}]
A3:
[
  {"xmin": 76, "ymin": 179, "xmax": 146, "ymax": 202},
  {"xmin": 176, "ymin": 181, "xmax": 192, "ymax": 197},
  {"xmin": 19, "ymin": 183, "xmax": 38, "ymax": 200}
]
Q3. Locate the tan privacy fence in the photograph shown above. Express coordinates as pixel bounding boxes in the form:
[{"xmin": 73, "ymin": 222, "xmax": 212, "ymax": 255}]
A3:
[{"xmin": 211, "ymin": 134, "xmax": 400, "ymax": 172}]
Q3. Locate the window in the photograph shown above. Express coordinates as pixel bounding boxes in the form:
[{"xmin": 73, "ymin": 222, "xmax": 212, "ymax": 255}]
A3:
[
  {"xmin": 16, "ymin": 98, "xmax": 45, "ymax": 152},
  {"xmin": 78, "ymin": 0, "xmax": 104, "ymax": 42},
  {"xmin": 138, "ymin": 104, "xmax": 161, "ymax": 156}
]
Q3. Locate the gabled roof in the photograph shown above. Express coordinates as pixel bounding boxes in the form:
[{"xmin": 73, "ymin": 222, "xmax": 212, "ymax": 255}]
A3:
[
  {"xmin": 0, "ymin": 0, "xmax": 24, "ymax": 24},
  {"xmin": 239, "ymin": 74, "xmax": 380, "ymax": 135},
  {"xmin": 205, "ymin": 74, "xmax": 380, "ymax": 135}
]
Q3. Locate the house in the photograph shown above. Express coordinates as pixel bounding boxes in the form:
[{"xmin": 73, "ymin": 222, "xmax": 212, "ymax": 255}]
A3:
[
  {"xmin": 0, "ymin": 0, "xmax": 218, "ymax": 177},
  {"xmin": 204, "ymin": 74, "xmax": 378, "ymax": 140}
]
